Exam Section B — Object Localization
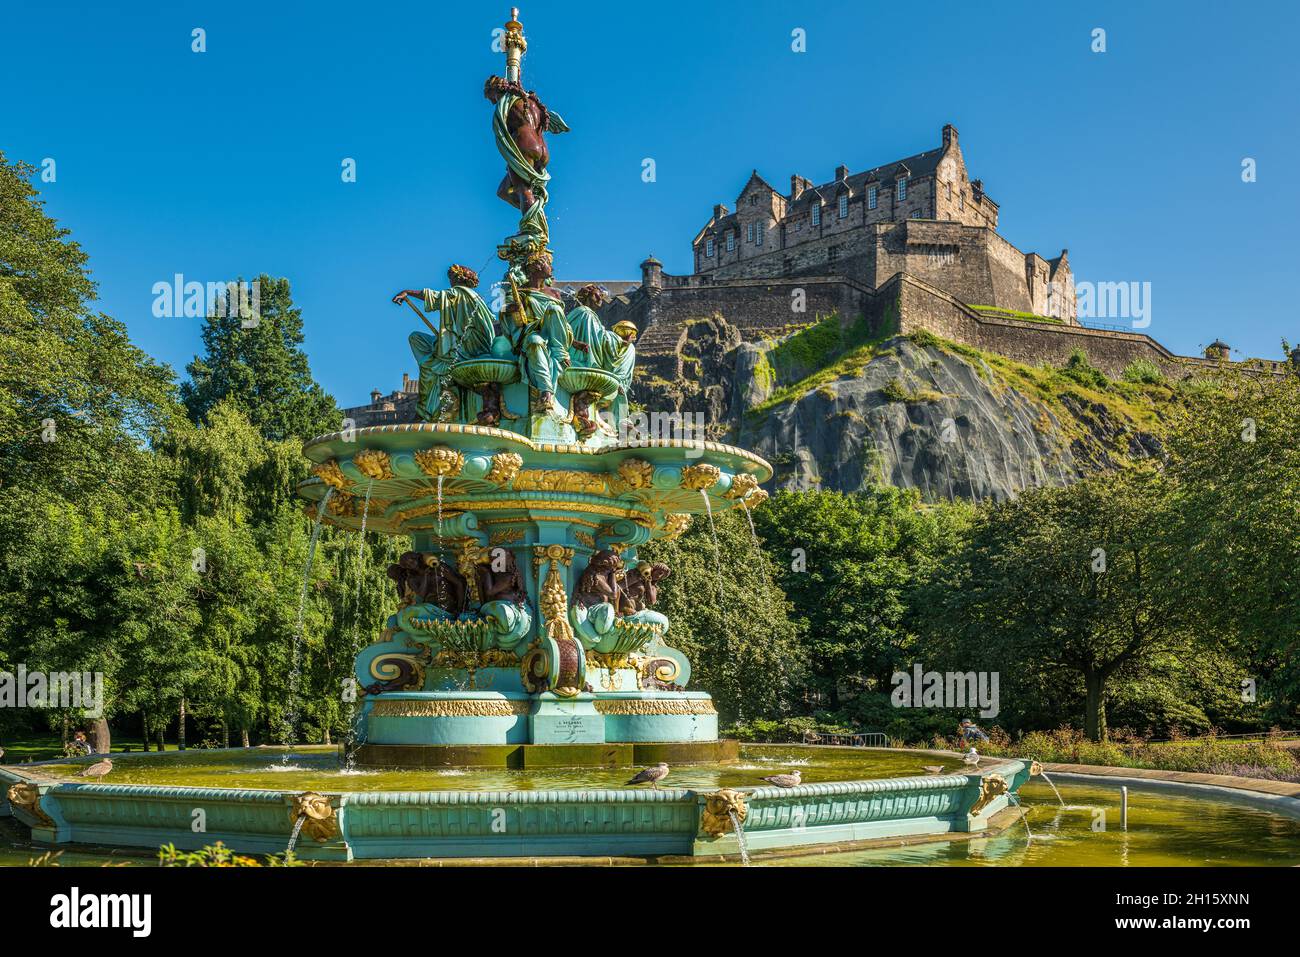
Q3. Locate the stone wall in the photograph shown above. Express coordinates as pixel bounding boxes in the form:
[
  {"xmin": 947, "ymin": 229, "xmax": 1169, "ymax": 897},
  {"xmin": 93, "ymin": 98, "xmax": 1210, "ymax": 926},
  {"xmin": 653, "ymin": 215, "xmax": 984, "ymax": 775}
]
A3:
[{"xmin": 891, "ymin": 274, "xmax": 1284, "ymax": 379}]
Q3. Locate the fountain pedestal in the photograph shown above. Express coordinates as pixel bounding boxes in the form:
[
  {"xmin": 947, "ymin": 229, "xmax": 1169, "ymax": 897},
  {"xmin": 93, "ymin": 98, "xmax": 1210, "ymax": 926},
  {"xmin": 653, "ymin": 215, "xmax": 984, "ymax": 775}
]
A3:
[
  {"xmin": 301, "ymin": 424, "xmax": 769, "ymax": 768},
  {"xmin": 529, "ymin": 693, "xmax": 605, "ymax": 744}
]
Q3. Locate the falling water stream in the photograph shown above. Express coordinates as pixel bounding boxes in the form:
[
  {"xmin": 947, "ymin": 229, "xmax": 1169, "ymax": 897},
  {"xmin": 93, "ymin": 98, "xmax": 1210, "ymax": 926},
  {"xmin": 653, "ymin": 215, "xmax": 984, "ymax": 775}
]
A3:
[
  {"xmin": 436, "ymin": 474, "xmax": 444, "ymax": 538},
  {"xmin": 740, "ymin": 502, "xmax": 770, "ymax": 589},
  {"xmin": 1009, "ymin": 793, "xmax": 1034, "ymax": 842},
  {"xmin": 342, "ymin": 480, "xmax": 374, "ymax": 773},
  {"xmin": 698, "ymin": 490, "xmax": 725, "ymax": 606},
  {"xmin": 285, "ymin": 487, "xmax": 334, "ymax": 760},
  {"xmin": 728, "ymin": 810, "xmax": 751, "ymax": 866},
  {"xmin": 1039, "ymin": 770, "xmax": 1066, "ymax": 808},
  {"xmin": 286, "ymin": 813, "xmax": 307, "ymax": 854}
]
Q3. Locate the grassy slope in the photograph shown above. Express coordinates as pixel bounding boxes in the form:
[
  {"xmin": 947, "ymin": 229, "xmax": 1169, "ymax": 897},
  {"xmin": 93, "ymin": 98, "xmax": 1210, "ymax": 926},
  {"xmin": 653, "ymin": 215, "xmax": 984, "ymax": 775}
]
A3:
[{"xmin": 743, "ymin": 321, "xmax": 1181, "ymax": 467}]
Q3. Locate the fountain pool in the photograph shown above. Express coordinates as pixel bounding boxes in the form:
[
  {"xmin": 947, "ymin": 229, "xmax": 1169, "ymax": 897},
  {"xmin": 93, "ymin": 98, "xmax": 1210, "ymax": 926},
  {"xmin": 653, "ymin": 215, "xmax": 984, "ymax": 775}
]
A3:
[{"xmin": 3, "ymin": 750, "xmax": 1298, "ymax": 866}]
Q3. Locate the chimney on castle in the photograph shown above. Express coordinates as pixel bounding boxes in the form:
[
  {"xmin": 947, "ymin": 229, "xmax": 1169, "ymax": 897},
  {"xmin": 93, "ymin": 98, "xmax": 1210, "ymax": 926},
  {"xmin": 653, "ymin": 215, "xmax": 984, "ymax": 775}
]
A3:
[
  {"xmin": 971, "ymin": 179, "xmax": 984, "ymax": 202},
  {"xmin": 370, "ymin": 389, "xmax": 382, "ymax": 405},
  {"xmin": 942, "ymin": 124, "xmax": 958, "ymax": 148},
  {"xmin": 790, "ymin": 175, "xmax": 811, "ymax": 200},
  {"xmin": 712, "ymin": 203, "xmax": 728, "ymax": 221},
  {"xmin": 835, "ymin": 164, "xmax": 849, "ymax": 181}
]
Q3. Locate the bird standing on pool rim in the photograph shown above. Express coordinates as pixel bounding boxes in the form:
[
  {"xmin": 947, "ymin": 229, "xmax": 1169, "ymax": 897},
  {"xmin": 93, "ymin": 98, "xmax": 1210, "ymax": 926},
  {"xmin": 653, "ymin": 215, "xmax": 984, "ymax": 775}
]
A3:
[
  {"xmin": 626, "ymin": 762, "xmax": 669, "ymax": 789},
  {"xmin": 78, "ymin": 758, "xmax": 113, "ymax": 782},
  {"xmin": 759, "ymin": 769, "xmax": 801, "ymax": 788}
]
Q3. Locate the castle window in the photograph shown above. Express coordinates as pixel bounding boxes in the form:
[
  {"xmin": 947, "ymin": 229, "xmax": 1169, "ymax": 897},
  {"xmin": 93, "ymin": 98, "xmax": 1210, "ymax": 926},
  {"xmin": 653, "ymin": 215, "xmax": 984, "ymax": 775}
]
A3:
[
  {"xmin": 706, "ymin": 238, "xmax": 714, "ymax": 257},
  {"xmin": 838, "ymin": 194, "xmax": 848, "ymax": 218},
  {"xmin": 726, "ymin": 231, "xmax": 735, "ymax": 252},
  {"xmin": 911, "ymin": 209, "xmax": 923, "ymax": 219},
  {"xmin": 897, "ymin": 178, "xmax": 908, "ymax": 201},
  {"xmin": 868, "ymin": 186, "xmax": 878, "ymax": 210},
  {"xmin": 811, "ymin": 203, "xmax": 821, "ymax": 226},
  {"xmin": 946, "ymin": 182, "xmax": 952, "ymax": 201},
  {"xmin": 959, "ymin": 192, "xmax": 965, "ymax": 212},
  {"xmin": 828, "ymin": 245, "xmax": 838, "ymax": 264},
  {"xmin": 756, "ymin": 226, "xmax": 763, "ymax": 247},
  {"xmin": 750, "ymin": 195, "xmax": 758, "ymax": 206},
  {"xmin": 747, "ymin": 223, "xmax": 754, "ymax": 244}
]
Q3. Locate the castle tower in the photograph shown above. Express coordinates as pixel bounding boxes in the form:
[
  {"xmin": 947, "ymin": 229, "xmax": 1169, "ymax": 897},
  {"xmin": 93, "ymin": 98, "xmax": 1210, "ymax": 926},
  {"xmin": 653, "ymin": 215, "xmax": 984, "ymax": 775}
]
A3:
[{"xmin": 640, "ymin": 254, "xmax": 663, "ymax": 293}]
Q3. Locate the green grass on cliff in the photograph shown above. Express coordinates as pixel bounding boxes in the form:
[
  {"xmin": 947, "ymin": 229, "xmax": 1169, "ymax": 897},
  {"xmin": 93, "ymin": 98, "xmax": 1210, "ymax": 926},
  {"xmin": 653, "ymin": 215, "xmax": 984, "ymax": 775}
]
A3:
[
  {"xmin": 745, "ymin": 309, "xmax": 899, "ymax": 422},
  {"xmin": 903, "ymin": 330, "xmax": 1179, "ymax": 460},
  {"xmin": 744, "ymin": 324, "xmax": 1181, "ymax": 462}
]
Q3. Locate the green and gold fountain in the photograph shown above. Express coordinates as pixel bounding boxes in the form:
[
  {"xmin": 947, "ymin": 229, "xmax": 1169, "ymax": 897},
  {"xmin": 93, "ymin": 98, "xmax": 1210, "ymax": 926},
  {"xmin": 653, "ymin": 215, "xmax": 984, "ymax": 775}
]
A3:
[
  {"xmin": 298, "ymin": 8, "xmax": 770, "ymax": 768},
  {"xmin": 1, "ymin": 12, "xmax": 1053, "ymax": 861}
]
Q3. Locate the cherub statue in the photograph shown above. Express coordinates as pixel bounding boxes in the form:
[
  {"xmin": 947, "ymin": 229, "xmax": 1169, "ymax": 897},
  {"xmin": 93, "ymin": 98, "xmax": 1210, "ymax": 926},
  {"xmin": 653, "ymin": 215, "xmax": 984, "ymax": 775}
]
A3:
[
  {"xmin": 485, "ymin": 74, "xmax": 569, "ymax": 242},
  {"xmin": 623, "ymin": 561, "xmax": 671, "ymax": 611},
  {"xmin": 574, "ymin": 549, "xmax": 635, "ymax": 616},
  {"xmin": 387, "ymin": 551, "xmax": 467, "ymax": 616}
]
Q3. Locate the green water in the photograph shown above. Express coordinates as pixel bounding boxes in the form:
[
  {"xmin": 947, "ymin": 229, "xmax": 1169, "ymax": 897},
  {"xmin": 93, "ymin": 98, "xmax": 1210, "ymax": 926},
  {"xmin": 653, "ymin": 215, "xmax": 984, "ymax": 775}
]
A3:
[
  {"xmin": 758, "ymin": 781, "xmax": 1300, "ymax": 867},
  {"xmin": 18, "ymin": 744, "xmax": 930, "ymax": 792}
]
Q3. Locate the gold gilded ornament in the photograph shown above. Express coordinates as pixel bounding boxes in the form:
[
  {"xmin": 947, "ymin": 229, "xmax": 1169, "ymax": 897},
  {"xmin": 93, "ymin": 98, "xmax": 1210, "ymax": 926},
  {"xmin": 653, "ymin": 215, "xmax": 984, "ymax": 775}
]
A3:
[
  {"xmin": 288, "ymin": 792, "xmax": 339, "ymax": 843},
  {"xmin": 724, "ymin": 473, "xmax": 759, "ymax": 500},
  {"xmin": 311, "ymin": 459, "xmax": 349, "ymax": 491},
  {"xmin": 414, "ymin": 445, "xmax": 465, "ymax": 478},
  {"xmin": 485, "ymin": 451, "xmax": 524, "ymax": 484},
  {"xmin": 616, "ymin": 457, "xmax": 654, "ymax": 489},
  {"xmin": 699, "ymin": 789, "xmax": 748, "ymax": 837},
  {"xmin": 679, "ymin": 463, "xmax": 721, "ymax": 490},
  {"xmin": 352, "ymin": 449, "xmax": 394, "ymax": 481}
]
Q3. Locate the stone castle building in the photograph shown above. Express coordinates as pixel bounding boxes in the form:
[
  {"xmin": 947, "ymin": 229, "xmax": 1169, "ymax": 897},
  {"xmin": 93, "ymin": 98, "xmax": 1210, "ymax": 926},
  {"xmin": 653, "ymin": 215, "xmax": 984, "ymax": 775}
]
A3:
[{"xmin": 687, "ymin": 125, "xmax": 1075, "ymax": 323}]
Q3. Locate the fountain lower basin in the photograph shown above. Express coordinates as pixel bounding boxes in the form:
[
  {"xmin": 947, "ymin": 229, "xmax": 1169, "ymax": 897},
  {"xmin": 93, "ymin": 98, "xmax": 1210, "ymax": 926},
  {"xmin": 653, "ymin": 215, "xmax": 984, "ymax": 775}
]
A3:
[{"xmin": 2, "ymin": 746, "xmax": 1034, "ymax": 862}]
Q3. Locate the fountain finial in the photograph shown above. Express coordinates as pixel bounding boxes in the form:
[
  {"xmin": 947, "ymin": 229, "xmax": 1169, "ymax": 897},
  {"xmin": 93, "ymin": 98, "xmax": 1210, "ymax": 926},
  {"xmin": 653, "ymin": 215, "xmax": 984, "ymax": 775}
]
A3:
[{"xmin": 504, "ymin": 8, "xmax": 527, "ymax": 84}]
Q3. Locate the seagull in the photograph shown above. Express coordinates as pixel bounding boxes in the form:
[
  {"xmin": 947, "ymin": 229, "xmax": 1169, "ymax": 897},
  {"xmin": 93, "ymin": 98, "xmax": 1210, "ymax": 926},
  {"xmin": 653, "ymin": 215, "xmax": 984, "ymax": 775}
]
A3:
[
  {"xmin": 962, "ymin": 748, "xmax": 980, "ymax": 769},
  {"xmin": 625, "ymin": 762, "xmax": 669, "ymax": 789},
  {"xmin": 78, "ymin": 758, "xmax": 113, "ymax": 782},
  {"xmin": 760, "ymin": 770, "xmax": 802, "ymax": 788},
  {"xmin": 921, "ymin": 765, "xmax": 947, "ymax": 775}
]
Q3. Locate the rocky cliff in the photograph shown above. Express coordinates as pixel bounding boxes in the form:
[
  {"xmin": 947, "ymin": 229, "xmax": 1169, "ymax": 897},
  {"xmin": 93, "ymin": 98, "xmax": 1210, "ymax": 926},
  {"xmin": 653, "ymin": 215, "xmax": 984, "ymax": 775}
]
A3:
[{"xmin": 632, "ymin": 314, "xmax": 1168, "ymax": 502}]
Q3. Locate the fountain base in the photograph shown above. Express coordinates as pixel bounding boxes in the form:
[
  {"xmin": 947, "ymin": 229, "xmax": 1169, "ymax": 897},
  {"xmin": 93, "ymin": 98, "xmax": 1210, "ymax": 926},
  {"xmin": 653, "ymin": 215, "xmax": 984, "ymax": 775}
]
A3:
[
  {"xmin": 356, "ymin": 689, "xmax": 724, "ymax": 765},
  {"xmin": 354, "ymin": 739, "xmax": 740, "ymax": 769}
]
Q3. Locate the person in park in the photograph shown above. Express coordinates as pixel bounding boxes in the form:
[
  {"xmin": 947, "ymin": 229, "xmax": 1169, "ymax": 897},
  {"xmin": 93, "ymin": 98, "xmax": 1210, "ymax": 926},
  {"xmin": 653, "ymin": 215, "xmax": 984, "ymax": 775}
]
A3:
[
  {"xmin": 957, "ymin": 718, "xmax": 989, "ymax": 745},
  {"xmin": 392, "ymin": 265, "xmax": 496, "ymax": 421}
]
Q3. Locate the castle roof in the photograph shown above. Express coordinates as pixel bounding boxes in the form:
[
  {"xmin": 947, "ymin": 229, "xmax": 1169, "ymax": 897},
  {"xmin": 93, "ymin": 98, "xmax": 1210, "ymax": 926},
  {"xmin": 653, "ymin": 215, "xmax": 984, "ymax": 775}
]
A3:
[{"xmin": 787, "ymin": 147, "xmax": 947, "ymax": 209}]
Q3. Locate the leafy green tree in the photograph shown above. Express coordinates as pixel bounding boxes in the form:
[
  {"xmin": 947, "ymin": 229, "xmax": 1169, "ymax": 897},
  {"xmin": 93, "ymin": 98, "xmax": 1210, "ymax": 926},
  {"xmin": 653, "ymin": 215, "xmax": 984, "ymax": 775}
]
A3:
[
  {"xmin": 918, "ymin": 470, "xmax": 1190, "ymax": 741},
  {"xmin": 1163, "ymin": 364, "xmax": 1300, "ymax": 718},
  {"xmin": 639, "ymin": 507, "xmax": 801, "ymax": 722},
  {"xmin": 181, "ymin": 275, "xmax": 339, "ymax": 442},
  {"xmin": 753, "ymin": 487, "xmax": 971, "ymax": 709},
  {"xmin": 0, "ymin": 152, "xmax": 179, "ymax": 505}
]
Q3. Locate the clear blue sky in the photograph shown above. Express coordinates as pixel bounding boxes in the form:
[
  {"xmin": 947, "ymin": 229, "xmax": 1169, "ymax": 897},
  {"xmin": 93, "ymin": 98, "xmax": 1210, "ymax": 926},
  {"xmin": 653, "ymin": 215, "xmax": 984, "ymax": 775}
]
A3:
[{"xmin": 4, "ymin": 0, "xmax": 1297, "ymax": 406}]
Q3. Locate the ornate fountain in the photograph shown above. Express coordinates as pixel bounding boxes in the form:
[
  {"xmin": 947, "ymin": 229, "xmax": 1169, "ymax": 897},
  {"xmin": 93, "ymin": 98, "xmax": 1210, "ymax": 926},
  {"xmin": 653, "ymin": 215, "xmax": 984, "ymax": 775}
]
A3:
[
  {"xmin": 0, "ymin": 14, "xmax": 1045, "ymax": 862},
  {"xmin": 298, "ymin": 9, "xmax": 770, "ymax": 767}
]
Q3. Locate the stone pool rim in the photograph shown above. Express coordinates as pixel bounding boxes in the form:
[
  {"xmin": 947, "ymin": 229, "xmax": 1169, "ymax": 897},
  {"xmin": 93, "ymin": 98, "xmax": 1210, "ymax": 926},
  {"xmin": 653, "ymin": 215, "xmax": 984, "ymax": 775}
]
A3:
[
  {"xmin": 4, "ymin": 747, "xmax": 1299, "ymax": 863},
  {"xmin": 2, "ymin": 745, "xmax": 1034, "ymax": 862}
]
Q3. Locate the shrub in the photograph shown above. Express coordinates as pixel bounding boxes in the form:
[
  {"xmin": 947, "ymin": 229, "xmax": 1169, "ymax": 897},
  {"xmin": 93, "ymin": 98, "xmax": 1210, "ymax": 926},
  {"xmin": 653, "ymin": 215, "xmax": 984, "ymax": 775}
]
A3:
[
  {"xmin": 1121, "ymin": 358, "xmax": 1164, "ymax": 384},
  {"xmin": 1059, "ymin": 348, "xmax": 1109, "ymax": 389},
  {"xmin": 880, "ymin": 378, "xmax": 910, "ymax": 403}
]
